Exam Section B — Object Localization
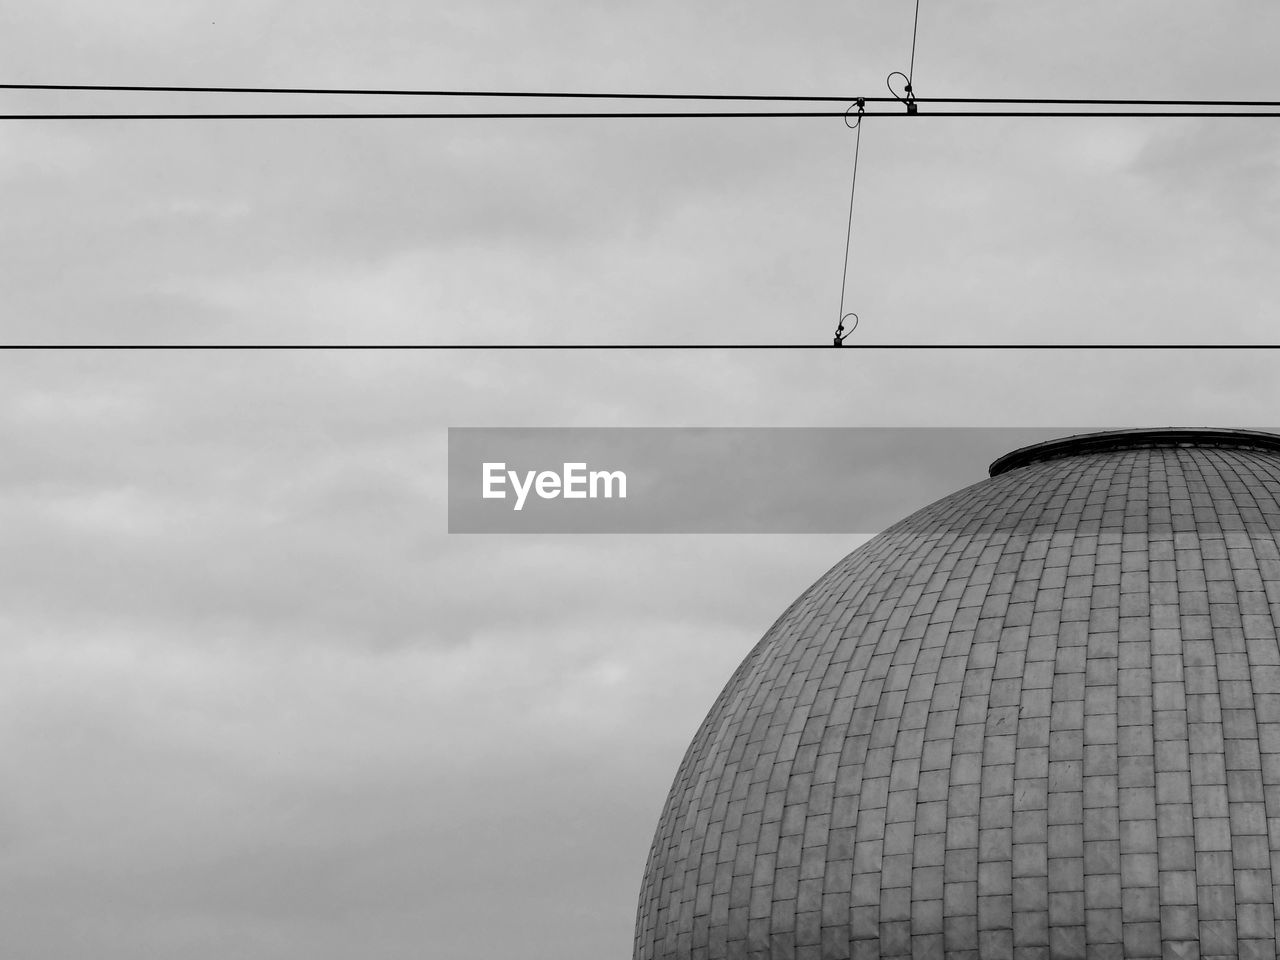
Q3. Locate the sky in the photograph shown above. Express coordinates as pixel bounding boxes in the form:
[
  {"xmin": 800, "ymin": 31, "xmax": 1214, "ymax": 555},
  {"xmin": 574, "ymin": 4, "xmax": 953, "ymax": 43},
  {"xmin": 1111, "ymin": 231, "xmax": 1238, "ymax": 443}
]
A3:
[{"xmin": 2, "ymin": 2, "xmax": 1280, "ymax": 958}]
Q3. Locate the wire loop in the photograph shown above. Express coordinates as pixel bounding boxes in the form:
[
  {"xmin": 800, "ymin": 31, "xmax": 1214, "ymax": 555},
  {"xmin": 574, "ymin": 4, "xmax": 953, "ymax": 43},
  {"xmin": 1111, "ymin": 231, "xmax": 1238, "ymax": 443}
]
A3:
[
  {"xmin": 843, "ymin": 97, "xmax": 866, "ymax": 129},
  {"xmin": 833, "ymin": 110, "xmax": 863, "ymax": 344},
  {"xmin": 886, "ymin": 72, "xmax": 917, "ymax": 113},
  {"xmin": 833, "ymin": 313, "xmax": 860, "ymax": 346}
]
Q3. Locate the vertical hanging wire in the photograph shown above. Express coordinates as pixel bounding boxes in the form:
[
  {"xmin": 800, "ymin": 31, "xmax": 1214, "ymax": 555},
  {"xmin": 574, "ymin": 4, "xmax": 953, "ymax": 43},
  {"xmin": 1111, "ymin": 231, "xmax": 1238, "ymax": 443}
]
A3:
[
  {"xmin": 908, "ymin": 0, "xmax": 921, "ymax": 88},
  {"xmin": 834, "ymin": 100, "xmax": 865, "ymax": 345},
  {"xmin": 839, "ymin": 1, "xmax": 920, "ymax": 343},
  {"xmin": 887, "ymin": 0, "xmax": 922, "ymax": 111}
]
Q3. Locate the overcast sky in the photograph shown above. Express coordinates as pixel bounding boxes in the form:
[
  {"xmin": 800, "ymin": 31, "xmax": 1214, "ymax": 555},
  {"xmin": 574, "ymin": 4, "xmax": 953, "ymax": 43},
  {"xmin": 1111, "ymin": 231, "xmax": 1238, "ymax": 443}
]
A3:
[{"xmin": 3, "ymin": 3, "xmax": 1280, "ymax": 958}]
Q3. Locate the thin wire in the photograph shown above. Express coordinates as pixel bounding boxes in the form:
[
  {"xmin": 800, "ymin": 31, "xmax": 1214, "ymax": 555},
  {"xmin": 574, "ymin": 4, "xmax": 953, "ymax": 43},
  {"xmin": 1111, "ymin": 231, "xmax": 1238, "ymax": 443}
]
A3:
[
  {"xmin": 5, "ymin": 84, "xmax": 1280, "ymax": 106},
  {"xmin": 5, "ymin": 109, "xmax": 1280, "ymax": 120},
  {"xmin": 909, "ymin": 0, "xmax": 922, "ymax": 86},
  {"xmin": 912, "ymin": 96, "xmax": 1280, "ymax": 106},
  {"xmin": 0, "ymin": 83, "xmax": 867, "ymax": 100},
  {"xmin": 836, "ymin": 117, "xmax": 863, "ymax": 339},
  {"xmin": 0, "ymin": 111, "xmax": 851, "ymax": 120},
  {"xmin": 848, "ymin": 110, "xmax": 1280, "ymax": 117},
  {"xmin": 2, "ymin": 343, "xmax": 1277, "ymax": 350}
]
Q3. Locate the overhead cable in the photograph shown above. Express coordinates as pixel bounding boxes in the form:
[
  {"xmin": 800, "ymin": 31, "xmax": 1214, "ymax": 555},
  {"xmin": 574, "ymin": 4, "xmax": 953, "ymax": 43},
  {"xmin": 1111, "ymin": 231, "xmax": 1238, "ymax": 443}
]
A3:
[
  {"xmin": 834, "ymin": 100, "xmax": 865, "ymax": 347},
  {"xmin": 1, "ymin": 343, "xmax": 1275, "ymax": 351},
  {"xmin": 5, "ymin": 109, "xmax": 1280, "ymax": 120},
  {"xmin": 3, "ymin": 83, "xmax": 1280, "ymax": 108}
]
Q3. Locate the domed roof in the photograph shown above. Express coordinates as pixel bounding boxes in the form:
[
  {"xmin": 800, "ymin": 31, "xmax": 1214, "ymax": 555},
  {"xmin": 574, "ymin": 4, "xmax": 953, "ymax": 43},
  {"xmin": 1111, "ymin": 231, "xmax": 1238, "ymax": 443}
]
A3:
[{"xmin": 635, "ymin": 429, "xmax": 1280, "ymax": 960}]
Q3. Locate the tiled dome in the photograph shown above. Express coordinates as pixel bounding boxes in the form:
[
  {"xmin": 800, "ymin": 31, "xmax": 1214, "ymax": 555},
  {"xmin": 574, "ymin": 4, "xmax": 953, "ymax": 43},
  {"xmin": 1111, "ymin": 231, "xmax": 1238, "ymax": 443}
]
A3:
[{"xmin": 635, "ymin": 429, "xmax": 1280, "ymax": 960}]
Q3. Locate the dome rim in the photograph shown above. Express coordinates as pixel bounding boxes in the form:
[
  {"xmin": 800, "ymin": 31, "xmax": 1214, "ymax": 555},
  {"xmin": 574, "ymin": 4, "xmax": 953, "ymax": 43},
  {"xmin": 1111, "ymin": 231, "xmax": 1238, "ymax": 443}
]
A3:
[{"xmin": 988, "ymin": 426, "xmax": 1280, "ymax": 477}]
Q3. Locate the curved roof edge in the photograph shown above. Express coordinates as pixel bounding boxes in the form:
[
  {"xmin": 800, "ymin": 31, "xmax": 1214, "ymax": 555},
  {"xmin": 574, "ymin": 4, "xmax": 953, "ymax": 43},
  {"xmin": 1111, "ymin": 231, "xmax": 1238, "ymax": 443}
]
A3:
[{"xmin": 989, "ymin": 427, "xmax": 1280, "ymax": 478}]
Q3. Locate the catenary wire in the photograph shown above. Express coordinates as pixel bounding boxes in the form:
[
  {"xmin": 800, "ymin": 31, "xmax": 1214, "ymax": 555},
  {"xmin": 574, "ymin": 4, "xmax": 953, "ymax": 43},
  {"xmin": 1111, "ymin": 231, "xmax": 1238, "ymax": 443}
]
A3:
[
  {"xmin": 4, "ymin": 84, "xmax": 1280, "ymax": 107},
  {"xmin": 5, "ymin": 110, "xmax": 1280, "ymax": 120},
  {"xmin": 0, "ymin": 83, "xmax": 878, "ymax": 99},
  {"xmin": 4, "ymin": 343, "xmax": 1280, "ymax": 351},
  {"xmin": 908, "ymin": 0, "xmax": 922, "ymax": 87},
  {"xmin": 835, "ymin": 107, "xmax": 864, "ymax": 344}
]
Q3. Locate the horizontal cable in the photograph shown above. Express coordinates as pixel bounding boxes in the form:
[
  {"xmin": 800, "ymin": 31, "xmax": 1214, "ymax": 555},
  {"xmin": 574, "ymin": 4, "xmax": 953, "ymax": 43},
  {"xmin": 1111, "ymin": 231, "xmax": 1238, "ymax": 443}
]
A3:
[
  {"xmin": 921, "ymin": 96, "xmax": 1280, "ymax": 106},
  {"xmin": 4, "ymin": 83, "xmax": 1280, "ymax": 108},
  {"xmin": 4, "ymin": 110, "xmax": 1280, "ymax": 120},
  {"xmin": 1, "ymin": 110, "xmax": 849, "ymax": 120},
  {"xmin": 4, "ymin": 343, "xmax": 1278, "ymax": 350},
  {"xmin": 870, "ymin": 110, "xmax": 1280, "ymax": 117},
  {"xmin": 0, "ymin": 82, "xmax": 861, "ymax": 100}
]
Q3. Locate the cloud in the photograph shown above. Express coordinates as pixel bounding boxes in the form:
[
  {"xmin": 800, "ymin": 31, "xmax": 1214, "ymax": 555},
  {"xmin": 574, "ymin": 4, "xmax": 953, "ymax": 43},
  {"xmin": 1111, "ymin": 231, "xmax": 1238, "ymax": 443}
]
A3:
[{"xmin": 5, "ymin": 2, "xmax": 1280, "ymax": 957}]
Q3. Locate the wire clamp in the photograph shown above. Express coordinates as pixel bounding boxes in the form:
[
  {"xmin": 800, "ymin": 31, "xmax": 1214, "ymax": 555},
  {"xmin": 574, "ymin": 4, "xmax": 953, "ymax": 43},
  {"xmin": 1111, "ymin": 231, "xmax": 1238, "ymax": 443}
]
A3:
[
  {"xmin": 886, "ymin": 72, "xmax": 918, "ymax": 113},
  {"xmin": 843, "ymin": 97, "xmax": 866, "ymax": 129},
  {"xmin": 833, "ymin": 313, "xmax": 859, "ymax": 346}
]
